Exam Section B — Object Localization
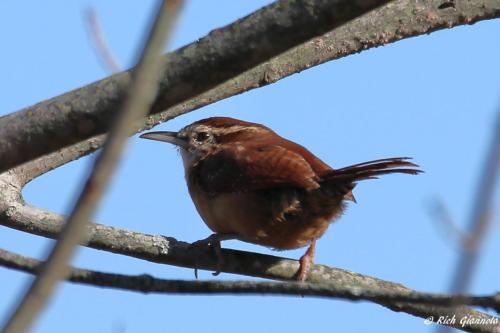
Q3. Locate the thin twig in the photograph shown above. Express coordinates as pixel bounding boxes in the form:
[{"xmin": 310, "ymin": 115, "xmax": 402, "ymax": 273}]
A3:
[
  {"xmin": 428, "ymin": 198, "xmax": 467, "ymax": 248},
  {"xmin": 84, "ymin": 7, "xmax": 122, "ymax": 73},
  {"xmin": 1, "ymin": 1, "xmax": 175, "ymax": 332},
  {"xmin": 0, "ymin": 248, "xmax": 498, "ymax": 314},
  {"xmin": 438, "ymin": 104, "xmax": 500, "ymax": 333}
]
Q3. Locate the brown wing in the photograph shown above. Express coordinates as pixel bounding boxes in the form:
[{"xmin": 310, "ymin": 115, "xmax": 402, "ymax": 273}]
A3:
[{"xmin": 194, "ymin": 143, "xmax": 320, "ymax": 193}]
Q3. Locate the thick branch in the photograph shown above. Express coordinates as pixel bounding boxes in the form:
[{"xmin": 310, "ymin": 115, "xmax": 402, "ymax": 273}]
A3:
[
  {"xmin": 0, "ymin": 248, "xmax": 499, "ymax": 315},
  {"xmin": 0, "ymin": 0, "xmax": 391, "ymax": 172},
  {"xmin": 0, "ymin": 181, "xmax": 497, "ymax": 332},
  {"xmin": 11, "ymin": 0, "xmax": 500, "ymax": 184}
]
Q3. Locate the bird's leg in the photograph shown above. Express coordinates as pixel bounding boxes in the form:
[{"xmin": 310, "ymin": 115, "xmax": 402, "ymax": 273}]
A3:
[
  {"xmin": 298, "ymin": 240, "xmax": 316, "ymax": 281},
  {"xmin": 192, "ymin": 233, "xmax": 237, "ymax": 276}
]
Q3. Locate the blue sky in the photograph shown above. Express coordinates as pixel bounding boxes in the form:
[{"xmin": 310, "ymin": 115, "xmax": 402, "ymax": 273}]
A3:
[{"xmin": 1, "ymin": 1, "xmax": 499, "ymax": 332}]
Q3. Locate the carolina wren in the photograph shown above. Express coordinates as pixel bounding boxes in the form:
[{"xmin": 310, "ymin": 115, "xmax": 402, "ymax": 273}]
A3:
[{"xmin": 140, "ymin": 117, "xmax": 421, "ymax": 280}]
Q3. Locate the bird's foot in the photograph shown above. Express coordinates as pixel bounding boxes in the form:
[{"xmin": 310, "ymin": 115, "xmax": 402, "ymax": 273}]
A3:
[
  {"xmin": 191, "ymin": 233, "xmax": 237, "ymax": 276},
  {"xmin": 297, "ymin": 241, "xmax": 316, "ymax": 281}
]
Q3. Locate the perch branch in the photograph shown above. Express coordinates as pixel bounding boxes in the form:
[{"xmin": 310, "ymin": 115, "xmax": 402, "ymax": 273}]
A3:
[
  {"xmin": 0, "ymin": 181, "xmax": 497, "ymax": 332},
  {"xmin": 0, "ymin": 1, "xmax": 499, "ymax": 332}
]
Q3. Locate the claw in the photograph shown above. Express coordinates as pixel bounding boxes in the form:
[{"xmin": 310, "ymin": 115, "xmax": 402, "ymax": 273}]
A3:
[{"xmin": 191, "ymin": 233, "xmax": 237, "ymax": 276}]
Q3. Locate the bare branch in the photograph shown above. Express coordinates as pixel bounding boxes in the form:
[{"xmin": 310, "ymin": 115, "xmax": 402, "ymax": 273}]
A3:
[
  {"xmin": 437, "ymin": 103, "xmax": 500, "ymax": 333},
  {"xmin": 0, "ymin": 1, "xmax": 498, "ymax": 332},
  {"xmin": 1, "ymin": 0, "xmax": 445, "ymax": 172},
  {"xmin": 428, "ymin": 198, "xmax": 467, "ymax": 247},
  {"xmin": 1, "ymin": 1, "xmax": 176, "ymax": 332},
  {"xmin": 450, "ymin": 108, "xmax": 500, "ymax": 290},
  {"xmin": 84, "ymin": 7, "xmax": 122, "ymax": 73},
  {"xmin": 0, "ymin": 248, "xmax": 499, "ymax": 317},
  {"xmin": 0, "ymin": 192, "xmax": 497, "ymax": 333},
  {"xmin": 7, "ymin": 0, "xmax": 500, "ymax": 183}
]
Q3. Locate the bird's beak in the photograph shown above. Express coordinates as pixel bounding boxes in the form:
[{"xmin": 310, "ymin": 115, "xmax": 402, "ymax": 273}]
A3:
[{"xmin": 139, "ymin": 131, "xmax": 189, "ymax": 149}]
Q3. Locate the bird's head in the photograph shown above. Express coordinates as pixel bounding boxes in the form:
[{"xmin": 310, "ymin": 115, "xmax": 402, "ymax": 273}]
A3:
[{"xmin": 139, "ymin": 117, "xmax": 272, "ymax": 166}]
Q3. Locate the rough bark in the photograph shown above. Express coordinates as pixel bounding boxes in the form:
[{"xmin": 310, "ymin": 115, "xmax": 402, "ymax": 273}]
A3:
[{"xmin": 0, "ymin": 0, "xmax": 390, "ymax": 172}]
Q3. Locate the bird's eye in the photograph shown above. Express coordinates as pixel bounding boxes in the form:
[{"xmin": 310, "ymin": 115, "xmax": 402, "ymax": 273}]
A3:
[{"xmin": 194, "ymin": 131, "xmax": 210, "ymax": 142}]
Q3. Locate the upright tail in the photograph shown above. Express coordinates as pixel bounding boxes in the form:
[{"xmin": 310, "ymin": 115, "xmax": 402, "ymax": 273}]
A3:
[{"xmin": 322, "ymin": 157, "xmax": 422, "ymax": 202}]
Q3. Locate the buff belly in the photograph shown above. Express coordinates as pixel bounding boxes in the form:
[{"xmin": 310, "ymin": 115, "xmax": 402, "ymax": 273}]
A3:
[{"xmin": 188, "ymin": 187, "xmax": 344, "ymax": 250}]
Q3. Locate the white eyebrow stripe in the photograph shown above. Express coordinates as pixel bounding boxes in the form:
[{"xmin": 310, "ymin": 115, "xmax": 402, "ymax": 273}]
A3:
[
  {"xmin": 186, "ymin": 124, "xmax": 264, "ymax": 135},
  {"xmin": 211, "ymin": 125, "xmax": 262, "ymax": 135}
]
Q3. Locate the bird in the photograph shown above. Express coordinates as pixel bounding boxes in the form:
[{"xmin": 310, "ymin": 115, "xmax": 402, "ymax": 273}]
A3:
[{"xmin": 140, "ymin": 117, "xmax": 422, "ymax": 280}]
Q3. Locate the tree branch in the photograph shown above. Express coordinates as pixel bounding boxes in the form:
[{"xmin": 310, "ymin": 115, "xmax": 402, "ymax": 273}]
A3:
[
  {"xmin": 0, "ymin": 179, "xmax": 497, "ymax": 332},
  {"xmin": 448, "ymin": 108, "xmax": 500, "ymax": 292},
  {"xmin": 8, "ymin": 0, "xmax": 500, "ymax": 184},
  {"xmin": 1, "ymin": 1, "xmax": 176, "ymax": 332},
  {"xmin": 0, "ymin": 0, "xmax": 391, "ymax": 172},
  {"xmin": 0, "ymin": 1, "xmax": 499, "ymax": 332},
  {"xmin": 437, "ymin": 97, "xmax": 500, "ymax": 333},
  {"xmin": 0, "ymin": 248, "xmax": 499, "ymax": 316},
  {"xmin": 84, "ymin": 7, "xmax": 123, "ymax": 73}
]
